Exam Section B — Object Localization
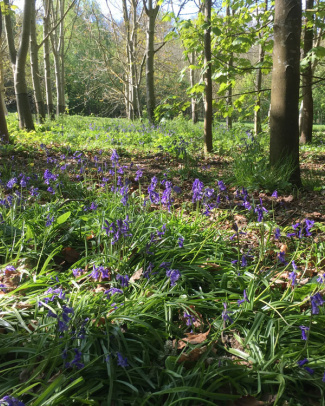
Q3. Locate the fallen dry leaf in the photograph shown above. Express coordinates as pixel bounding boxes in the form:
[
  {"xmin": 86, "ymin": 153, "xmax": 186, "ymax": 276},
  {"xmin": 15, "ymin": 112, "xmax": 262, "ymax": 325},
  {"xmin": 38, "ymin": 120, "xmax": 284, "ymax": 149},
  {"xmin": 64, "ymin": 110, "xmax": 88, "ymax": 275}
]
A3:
[
  {"xmin": 130, "ymin": 268, "xmax": 143, "ymax": 282},
  {"xmin": 175, "ymin": 329, "xmax": 210, "ymax": 350},
  {"xmin": 177, "ymin": 345, "xmax": 208, "ymax": 363}
]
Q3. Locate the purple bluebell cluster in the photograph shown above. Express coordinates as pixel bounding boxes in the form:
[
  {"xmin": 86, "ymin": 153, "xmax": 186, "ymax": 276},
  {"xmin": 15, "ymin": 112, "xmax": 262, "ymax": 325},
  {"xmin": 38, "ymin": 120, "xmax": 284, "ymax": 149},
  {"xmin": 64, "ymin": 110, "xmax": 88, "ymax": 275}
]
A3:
[
  {"xmin": 64, "ymin": 348, "xmax": 84, "ymax": 370},
  {"xmin": 254, "ymin": 198, "xmax": 268, "ymax": 222},
  {"xmin": 287, "ymin": 219, "xmax": 314, "ymax": 238},
  {"xmin": 116, "ymin": 273, "xmax": 129, "ymax": 288},
  {"xmin": 222, "ymin": 303, "xmax": 233, "ymax": 324},
  {"xmin": 103, "ymin": 216, "xmax": 132, "ymax": 244},
  {"xmin": 105, "ymin": 287, "xmax": 123, "ymax": 299},
  {"xmin": 166, "ymin": 268, "xmax": 180, "ymax": 286},
  {"xmin": 91, "ymin": 265, "xmax": 110, "ymax": 280},
  {"xmin": 0, "ymin": 395, "xmax": 25, "ymax": 406},
  {"xmin": 116, "ymin": 352, "xmax": 129, "ymax": 367},
  {"xmin": 310, "ymin": 293, "xmax": 324, "ymax": 315},
  {"xmin": 184, "ymin": 312, "xmax": 196, "ymax": 326}
]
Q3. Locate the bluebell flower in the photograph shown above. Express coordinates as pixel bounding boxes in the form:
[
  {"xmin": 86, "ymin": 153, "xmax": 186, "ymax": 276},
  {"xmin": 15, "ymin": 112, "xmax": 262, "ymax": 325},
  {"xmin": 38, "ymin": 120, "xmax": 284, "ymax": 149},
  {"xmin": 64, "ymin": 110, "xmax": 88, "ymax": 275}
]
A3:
[
  {"xmin": 299, "ymin": 325, "xmax": 309, "ymax": 340},
  {"xmin": 297, "ymin": 358, "xmax": 309, "ymax": 367},
  {"xmin": 237, "ymin": 289, "xmax": 250, "ymax": 306},
  {"xmin": 222, "ymin": 302, "xmax": 233, "ymax": 323},
  {"xmin": 166, "ymin": 269, "xmax": 180, "ymax": 286},
  {"xmin": 304, "ymin": 366, "xmax": 314, "ymax": 374},
  {"xmin": 160, "ymin": 262, "xmax": 171, "ymax": 270},
  {"xmin": 178, "ymin": 237, "xmax": 184, "ymax": 248},
  {"xmin": 192, "ymin": 178, "xmax": 204, "ymax": 203},
  {"xmin": 5, "ymin": 265, "xmax": 16, "ymax": 272},
  {"xmin": 65, "ymin": 348, "xmax": 84, "ymax": 370},
  {"xmin": 310, "ymin": 293, "xmax": 324, "ymax": 314},
  {"xmin": 110, "ymin": 149, "xmax": 119, "ymax": 167},
  {"xmin": 105, "ymin": 287, "xmax": 123, "ymax": 299},
  {"xmin": 289, "ymin": 271, "xmax": 297, "ymax": 287},
  {"xmin": 0, "ymin": 395, "xmax": 25, "ymax": 406},
  {"xmin": 46, "ymin": 215, "xmax": 54, "ymax": 227},
  {"xmin": 116, "ymin": 274, "xmax": 129, "ymax": 288},
  {"xmin": 184, "ymin": 312, "xmax": 196, "ymax": 326},
  {"xmin": 116, "ymin": 352, "xmax": 129, "ymax": 367},
  {"xmin": 47, "ymin": 309, "xmax": 57, "ymax": 318},
  {"xmin": 317, "ymin": 273, "xmax": 325, "ymax": 284},
  {"xmin": 135, "ymin": 169, "xmax": 143, "ymax": 181},
  {"xmin": 255, "ymin": 198, "xmax": 268, "ymax": 222},
  {"xmin": 6, "ymin": 177, "xmax": 17, "ymax": 189},
  {"xmin": 274, "ymin": 227, "xmax": 281, "ymax": 240},
  {"xmin": 218, "ymin": 180, "xmax": 226, "ymax": 192},
  {"xmin": 271, "ymin": 190, "xmax": 278, "ymax": 198}
]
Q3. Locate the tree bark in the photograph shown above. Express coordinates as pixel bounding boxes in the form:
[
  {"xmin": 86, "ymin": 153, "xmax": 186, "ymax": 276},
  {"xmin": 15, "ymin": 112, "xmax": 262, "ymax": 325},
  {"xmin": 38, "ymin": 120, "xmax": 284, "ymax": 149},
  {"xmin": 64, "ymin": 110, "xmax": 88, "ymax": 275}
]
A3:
[
  {"xmin": 204, "ymin": 0, "xmax": 213, "ymax": 154},
  {"xmin": 299, "ymin": 0, "xmax": 314, "ymax": 144},
  {"xmin": 143, "ymin": 0, "xmax": 159, "ymax": 124},
  {"xmin": 4, "ymin": 0, "xmax": 34, "ymax": 131},
  {"xmin": 269, "ymin": 0, "xmax": 302, "ymax": 186},
  {"xmin": 0, "ymin": 6, "xmax": 9, "ymax": 142},
  {"xmin": 30, "ymin": 0, "xmax": 46, "ymax": 123}
]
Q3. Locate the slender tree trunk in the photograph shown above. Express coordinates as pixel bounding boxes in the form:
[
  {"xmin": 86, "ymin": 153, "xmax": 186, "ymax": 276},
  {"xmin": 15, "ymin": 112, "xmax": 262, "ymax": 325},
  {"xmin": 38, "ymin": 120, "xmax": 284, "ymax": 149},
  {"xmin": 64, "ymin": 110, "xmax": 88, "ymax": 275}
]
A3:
[
  {"xmin": 254, "ymin": 0, "xmax": 267, "ymax": 135},
  {"xmin": 4, "ymin": 0, "xmax": 34, "ymax": 131},
  {"xmin": 0, "ymin": 7, "xmax": 9, "ymax": 142},
  {"xmin": 190, "ymin": 51, "xmax": 198, "ymax": 124},
  {"xmin": 0, "ymin": 35, "xmax": 8, "ymax": 117},
  {"xmin": 254, "ymin": 44, "xmax": 264, "ymax": 135},
  {"xmin": 226, "ymin": 5, "xmax": 232, "ymax": 130},
  {"xmin": 270, "ymin": 0, "xmax": 302, "ymax": 186},
  {"xmin": 204, "ymin": 0, "xmax": 213, "ymax": 154},
  {"xmin": 144, "ymin": 0, "xmax": 159, "ymax": 124},
  {"xmin": 30, "ymin": 0, "xmax": 46, "ymax": 123},
  {"xmin": 43, "ymin": 1, "xmax": 55, "ymax": 119},
  {"xmin": 300, "ymin": 0, "xmax": 314, "ymax": 144}
]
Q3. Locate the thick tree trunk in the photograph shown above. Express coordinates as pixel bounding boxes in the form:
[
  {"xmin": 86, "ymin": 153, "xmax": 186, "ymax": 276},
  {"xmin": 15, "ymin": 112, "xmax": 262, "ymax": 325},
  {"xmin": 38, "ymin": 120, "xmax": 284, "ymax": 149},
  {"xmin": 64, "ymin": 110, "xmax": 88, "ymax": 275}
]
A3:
[
  {"xmin": 0, "ymin": 7, "xmax": 9, "ymax": 142},
  {"xmin": 204, "ymin": 0, "xmax": 213, "ymax": 154},
  {"xmin": 4, "ymin": 0, "xmax": 34, "ymax": 131},
  {"xmin": 43, "ymin": 3, "xmax": 55, "ymax": 119},
  {"xmin": 300, "ymin": 0, "xmax": 314, "ymax": 144},
  {"xmin": 144, "ymin": 0, "xmax": 159, "ymax": 124},
  {"xmin": 30, "ymin": 0, "xmax": 46, "ymax": 123},
  {"xmin": 270, "ymin": 0, "xmax": 302, "ymax": 186},
  {"xmin": 190, "ymin": 51, "xmax": 198, "ymax": 124}
]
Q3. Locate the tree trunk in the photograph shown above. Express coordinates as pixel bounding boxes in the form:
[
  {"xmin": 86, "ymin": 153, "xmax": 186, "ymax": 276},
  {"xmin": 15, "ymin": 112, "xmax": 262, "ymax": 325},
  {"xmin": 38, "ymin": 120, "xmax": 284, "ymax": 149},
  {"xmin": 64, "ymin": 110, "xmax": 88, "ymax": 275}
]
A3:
[
  {"xmin": 43, "ymin": 1, "xmax": 55, "ymax": 119},
  {"xmin": 144, "ymin": 0, "xmax": 159, "ymax": 124},
  {"xmin": 204, "ymin": 0, "xmax": 213, "ymax": 154},
  {"xmin": 30, "ymin": 0, "xmax": 46, "ymax": 123},
  {"xmin": 299, "ymin": 0, "xmax": 314, "ymax": 144},
  {"xmin": 190, "ymin": 51, "xmax": 198, "ymax": 124},
  {"xmin": 254, "ymin": 0, "xmax": 267, "ymax": 135},
  {"xmin": 269, "ymin": 0, "xmax": 301, "ymax": 186},
  {"xmin": 0, "ymin": 7, "xmax": 9, "ymax": 142},
  {"xmin": 226, "ymin": 4, "xmax": 232, "ymax": 130},
  {"xmin": 4, "ymin": 0, "xmax": 34, "ymax": 131}
]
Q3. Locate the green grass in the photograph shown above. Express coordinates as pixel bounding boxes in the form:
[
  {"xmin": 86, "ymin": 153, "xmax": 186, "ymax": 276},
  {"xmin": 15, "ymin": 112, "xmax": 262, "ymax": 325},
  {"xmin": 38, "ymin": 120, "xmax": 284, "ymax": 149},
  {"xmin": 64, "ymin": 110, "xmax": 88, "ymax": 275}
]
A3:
[{"xmin": 0, "ymin": 114, "xmax": 325, "ymax": 405}]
